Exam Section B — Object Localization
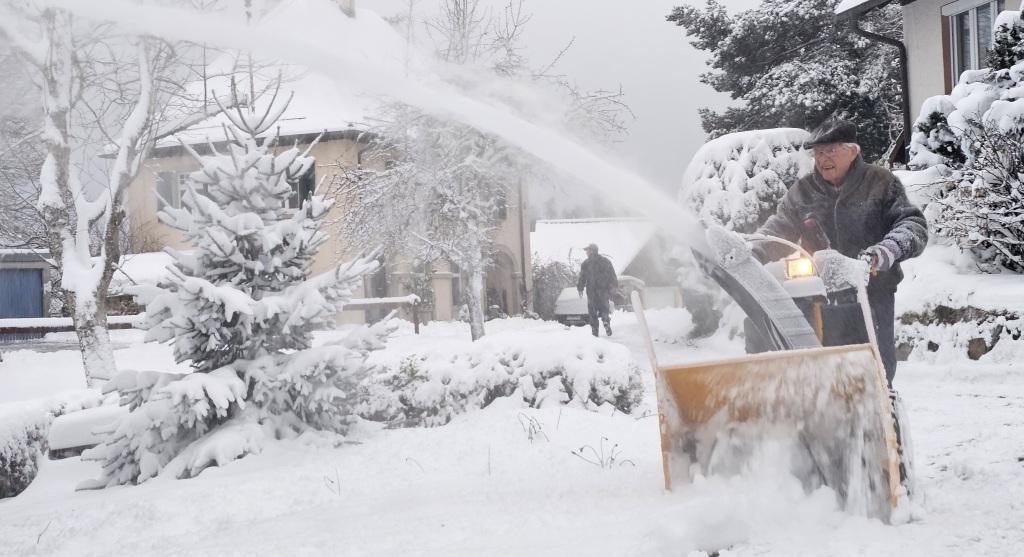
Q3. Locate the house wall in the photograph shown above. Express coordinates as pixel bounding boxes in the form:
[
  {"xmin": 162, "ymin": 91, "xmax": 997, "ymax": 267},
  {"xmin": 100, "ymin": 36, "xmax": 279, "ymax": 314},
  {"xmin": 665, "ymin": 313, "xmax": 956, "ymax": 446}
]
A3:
[
  {"xmin": 127, "ymin": 137, "xmax": 533, "ymax": 326},
  {"xmin": 904, "ymin": 0, "xmax": 951, "ymax": 123}
]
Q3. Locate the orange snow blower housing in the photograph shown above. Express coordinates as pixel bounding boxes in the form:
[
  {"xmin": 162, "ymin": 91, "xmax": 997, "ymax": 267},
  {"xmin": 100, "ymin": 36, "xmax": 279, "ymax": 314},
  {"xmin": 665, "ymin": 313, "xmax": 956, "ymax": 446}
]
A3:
[{"xmin": 633, "ymin": 224, "xmax": 913, "ymax": 523}]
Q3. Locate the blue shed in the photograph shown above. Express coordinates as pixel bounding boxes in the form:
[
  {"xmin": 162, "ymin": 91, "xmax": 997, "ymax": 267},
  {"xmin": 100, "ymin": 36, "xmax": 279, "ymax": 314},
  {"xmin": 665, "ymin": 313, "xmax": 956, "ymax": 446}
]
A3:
[{"xmin": 0, "ymin": 251, "xmax": 52, "ymax": 341}]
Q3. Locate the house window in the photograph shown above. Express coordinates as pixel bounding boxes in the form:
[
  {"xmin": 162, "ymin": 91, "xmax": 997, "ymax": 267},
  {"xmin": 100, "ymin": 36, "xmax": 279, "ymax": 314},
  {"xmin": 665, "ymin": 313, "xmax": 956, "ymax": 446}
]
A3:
[
  {"xmin": 495, "ymin": 190, "xmax": 508, "ymax": 221},
  {"xmin": 156, "ymin": 171, "xmax": 179, "ymax": 212},
  {"xmin": 948, "ymin": 0, "xmax": 1007, "ymax": 79},
  {"xmin": 287, "ymin": 165, "xmax": 315, "ymax": 209}
]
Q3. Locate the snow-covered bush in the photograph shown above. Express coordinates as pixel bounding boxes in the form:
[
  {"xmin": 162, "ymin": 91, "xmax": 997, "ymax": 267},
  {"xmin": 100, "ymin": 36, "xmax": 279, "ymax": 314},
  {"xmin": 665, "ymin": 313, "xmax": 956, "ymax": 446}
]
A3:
[
  {"xmin": 0, "ymin": 402, "xmax": 52, "ymax": 499},
  {"xmin": 931, "ymin": 122, "xmax": 1024, "ymax": 271},
  {"xmin": 84, "ymin": 97, "xmax": 391, "ymax": 487},
  {"xmin": 0, "ymin": 390, "xmax": 109, "ymax": 498},
  {"xmin": 356, "ymin": 331, "xmax": 644, "ymax": 427},
  {"xmin": 679, "ymin": 129, "xmax": 812, "ymax": 234}
]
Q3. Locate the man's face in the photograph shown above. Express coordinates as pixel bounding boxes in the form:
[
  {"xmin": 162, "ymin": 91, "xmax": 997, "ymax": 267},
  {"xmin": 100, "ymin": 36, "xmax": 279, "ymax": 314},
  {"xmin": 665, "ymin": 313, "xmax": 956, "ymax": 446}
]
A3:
[
  {"xmin": 585, "ymin": 249, "xmax": 597, "ymax": 258},
  {"xmin": 812, "ymin": 143, "xmax": 858, "ymax": 186}
]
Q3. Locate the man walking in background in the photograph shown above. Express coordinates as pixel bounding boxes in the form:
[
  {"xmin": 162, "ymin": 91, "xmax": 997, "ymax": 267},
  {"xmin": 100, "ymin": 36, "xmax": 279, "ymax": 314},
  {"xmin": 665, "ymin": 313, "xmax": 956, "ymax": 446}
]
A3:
[{"xmin": 577, "ymin": 243, "xmax": 617, "ymax": 337}]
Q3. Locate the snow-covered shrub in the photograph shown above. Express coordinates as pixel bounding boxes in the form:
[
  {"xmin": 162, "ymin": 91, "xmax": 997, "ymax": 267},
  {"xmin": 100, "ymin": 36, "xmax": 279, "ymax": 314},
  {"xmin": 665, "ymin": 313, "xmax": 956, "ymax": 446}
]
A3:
[
  {"xmin": 676, "ymin": 129, "xmax": 813, "ymax": 335},
  {"xmin": 931, "ymin": 121, "xmax": 1024, "ymax": 271},
  {"xmin": 0, "ymin": 402, "xmax": 52, "ymax": 499},
  {"xmin": 0, "ymin": 389, "xmax": 110, "ymax": 498},
  {"xmin": 86, "ymin": 97, "xmax": 391, "ymax": 487},
  {"xmin": 679, "ymin": 128, "xmax": 812, "ymax": 234},
  {"xmin": 356, "ymin": 331, "xmax": 644, "ymax": 427}
]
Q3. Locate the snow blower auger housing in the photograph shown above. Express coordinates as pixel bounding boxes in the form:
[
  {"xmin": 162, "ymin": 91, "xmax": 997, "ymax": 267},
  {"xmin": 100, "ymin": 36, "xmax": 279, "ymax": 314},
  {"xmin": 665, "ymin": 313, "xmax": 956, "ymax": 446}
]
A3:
[{"xmin": 632, "ymin": 224, "xmax": 911, "ymax": 523}]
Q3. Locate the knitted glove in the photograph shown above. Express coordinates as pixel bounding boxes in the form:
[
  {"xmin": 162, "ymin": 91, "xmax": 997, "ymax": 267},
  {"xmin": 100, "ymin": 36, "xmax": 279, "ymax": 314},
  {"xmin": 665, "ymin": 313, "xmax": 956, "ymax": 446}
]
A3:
[{"xmin": 860, "ymin": 239, "xmax": 902, "ymax": 272}]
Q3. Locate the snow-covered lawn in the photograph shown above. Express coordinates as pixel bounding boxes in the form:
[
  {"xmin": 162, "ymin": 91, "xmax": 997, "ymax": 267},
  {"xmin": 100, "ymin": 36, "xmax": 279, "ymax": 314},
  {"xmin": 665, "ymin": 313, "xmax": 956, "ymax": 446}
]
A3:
[{"xmin": 1, "ymin": 310, "xmax": 1022, "ymax": 556}]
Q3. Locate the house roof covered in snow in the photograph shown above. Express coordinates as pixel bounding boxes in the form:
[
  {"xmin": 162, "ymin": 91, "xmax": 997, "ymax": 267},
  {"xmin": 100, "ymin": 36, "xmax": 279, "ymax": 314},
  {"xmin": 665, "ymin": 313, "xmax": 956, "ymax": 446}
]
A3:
[
  {"xmin": 530, "ymin": 218, "xmax": 657, "ymax": 276},
  {"xmin": 157, "ymin": 0, "xmax": 412, "ymax": 150}
]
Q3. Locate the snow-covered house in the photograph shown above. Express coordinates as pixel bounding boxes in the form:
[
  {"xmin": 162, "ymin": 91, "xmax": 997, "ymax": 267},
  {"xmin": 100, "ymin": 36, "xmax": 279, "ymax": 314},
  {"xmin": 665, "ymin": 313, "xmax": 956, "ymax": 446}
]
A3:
[
  {"xmin": 530, "ymin": 218, "xmax": 682, "ymax": 309},
  {"xmin": 900, "ymin": 0, "xmax": 1009, "ymax": 122},
  {"xmin": 836, "ymin": 0, "xmax": 1006, "ymax": 123},
  {"xmin": 126, "ymin": 0, "xmax": 533, "ymax": 324}
]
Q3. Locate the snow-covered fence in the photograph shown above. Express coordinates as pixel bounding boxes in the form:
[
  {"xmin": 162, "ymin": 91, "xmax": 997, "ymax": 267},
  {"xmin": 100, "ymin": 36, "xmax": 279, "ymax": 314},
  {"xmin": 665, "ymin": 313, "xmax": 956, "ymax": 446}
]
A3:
[
  {"xmin": 0, "ymin": 314, "xmax": 145, "ymax": 337},
  {"xmin": 344, "ymin": 295, "xmax": 421, "ymax": 333}
]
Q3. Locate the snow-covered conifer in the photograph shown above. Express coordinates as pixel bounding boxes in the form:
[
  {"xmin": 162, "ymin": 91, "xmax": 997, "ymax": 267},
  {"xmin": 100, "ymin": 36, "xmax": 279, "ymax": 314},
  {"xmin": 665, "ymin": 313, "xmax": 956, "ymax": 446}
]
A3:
[{"xmin": 82, "ymin": 94, "xmax": 393, "ymax": 487}]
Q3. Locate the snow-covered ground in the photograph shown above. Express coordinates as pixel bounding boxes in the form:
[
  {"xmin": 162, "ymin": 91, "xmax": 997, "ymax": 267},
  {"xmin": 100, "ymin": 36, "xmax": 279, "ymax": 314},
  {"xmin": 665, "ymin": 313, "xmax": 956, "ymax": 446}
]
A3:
[{"xmin": 1, "ymin": 294, "xmax": 1022, "ymax": 556}]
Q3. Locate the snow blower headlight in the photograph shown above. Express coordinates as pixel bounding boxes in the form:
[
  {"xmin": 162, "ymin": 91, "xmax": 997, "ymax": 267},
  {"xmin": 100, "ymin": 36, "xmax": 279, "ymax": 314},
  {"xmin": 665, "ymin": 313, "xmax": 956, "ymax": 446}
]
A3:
[{"xmin": 785, "ymin": 257, "xmax": 815, "ymax": 279}]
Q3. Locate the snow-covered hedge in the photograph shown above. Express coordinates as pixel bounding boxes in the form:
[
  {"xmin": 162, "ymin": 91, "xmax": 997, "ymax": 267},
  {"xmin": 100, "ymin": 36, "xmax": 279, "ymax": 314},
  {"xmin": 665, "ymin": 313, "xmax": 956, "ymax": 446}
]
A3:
[
  {"xmin": 356, "ymin": 330, "xmax": 644, "ymax": 427},
  {"xmin": 0, "ymin": 401, "xmax": 52, "ymax": 499},
  {"xmin": 0, "ymin": 390, "xmax": 106, "ymax": 499}
]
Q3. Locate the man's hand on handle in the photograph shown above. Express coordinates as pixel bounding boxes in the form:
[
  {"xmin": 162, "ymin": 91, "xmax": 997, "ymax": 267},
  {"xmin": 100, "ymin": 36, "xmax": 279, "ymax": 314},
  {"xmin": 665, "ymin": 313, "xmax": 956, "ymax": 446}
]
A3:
[{"xmin": 860, "ymin": 240, "xmax": 901, "ymax": 272}]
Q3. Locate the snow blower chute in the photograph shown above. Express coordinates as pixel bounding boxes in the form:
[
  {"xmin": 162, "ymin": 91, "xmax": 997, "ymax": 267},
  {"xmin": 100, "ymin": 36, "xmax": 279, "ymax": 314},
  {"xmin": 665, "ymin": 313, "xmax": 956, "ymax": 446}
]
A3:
[{"xmin": 633, "ymin": 224, "xmax": 912, "ymax": 522}]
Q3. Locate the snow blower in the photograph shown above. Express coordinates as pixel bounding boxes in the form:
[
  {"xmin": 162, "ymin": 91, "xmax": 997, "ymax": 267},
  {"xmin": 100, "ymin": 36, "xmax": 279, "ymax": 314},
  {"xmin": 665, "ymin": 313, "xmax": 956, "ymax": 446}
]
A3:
[{"xmin": 633, "ymin": 223, "xmax": 913, "ymax": 523}]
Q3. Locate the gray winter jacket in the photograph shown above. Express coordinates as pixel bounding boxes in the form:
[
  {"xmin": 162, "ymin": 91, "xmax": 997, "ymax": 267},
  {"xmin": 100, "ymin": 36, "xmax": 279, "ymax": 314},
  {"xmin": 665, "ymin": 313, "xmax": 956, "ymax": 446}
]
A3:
[{"xmin": 754, "ymin": 155, "xmax": 928, "ymax": 295}]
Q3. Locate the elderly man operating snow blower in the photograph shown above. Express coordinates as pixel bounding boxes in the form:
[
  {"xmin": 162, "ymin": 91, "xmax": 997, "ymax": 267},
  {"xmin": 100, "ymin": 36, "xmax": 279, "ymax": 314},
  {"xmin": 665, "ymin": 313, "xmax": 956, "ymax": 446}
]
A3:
[{"xmin": 752, "ymin": 119, "xmax": 928, "ymax": 385}]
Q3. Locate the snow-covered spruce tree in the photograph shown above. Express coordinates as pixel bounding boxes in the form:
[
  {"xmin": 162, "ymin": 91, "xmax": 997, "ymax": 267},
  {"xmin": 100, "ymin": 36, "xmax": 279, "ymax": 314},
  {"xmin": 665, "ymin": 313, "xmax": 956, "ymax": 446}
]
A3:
[
  {"xmin": 668, "ymin": 0, "xmax": 903, "ymax": 162},
  {"xmin": 80, "ymin": 96, "xmax": 392, "ymax": 487}
]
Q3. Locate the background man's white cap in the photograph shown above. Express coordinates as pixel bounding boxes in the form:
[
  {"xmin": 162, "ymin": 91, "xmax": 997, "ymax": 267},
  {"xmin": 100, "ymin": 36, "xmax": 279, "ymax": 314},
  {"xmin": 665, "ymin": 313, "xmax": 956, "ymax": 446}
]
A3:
[{"xmin": 583, "ymin": 243, "xmax": 599, "ymax": 252}]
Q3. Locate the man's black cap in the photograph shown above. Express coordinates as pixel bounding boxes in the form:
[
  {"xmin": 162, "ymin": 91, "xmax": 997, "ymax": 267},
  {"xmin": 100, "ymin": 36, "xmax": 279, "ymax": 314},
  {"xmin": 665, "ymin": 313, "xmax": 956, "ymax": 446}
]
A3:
[{"xmin": 803, "ymin": 120, "xmax": 857, "ymax": 149}]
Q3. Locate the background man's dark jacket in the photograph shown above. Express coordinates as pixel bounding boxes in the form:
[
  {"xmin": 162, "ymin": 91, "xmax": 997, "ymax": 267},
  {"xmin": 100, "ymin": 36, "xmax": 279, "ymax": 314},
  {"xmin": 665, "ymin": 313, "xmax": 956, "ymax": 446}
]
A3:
[
  {"xmin": 578, "ymin": 255, "xmax": 617, "ymax": 298},
  {"xmin": 754, "ymin": 156, "xmax": 928, "ymax": 295}
]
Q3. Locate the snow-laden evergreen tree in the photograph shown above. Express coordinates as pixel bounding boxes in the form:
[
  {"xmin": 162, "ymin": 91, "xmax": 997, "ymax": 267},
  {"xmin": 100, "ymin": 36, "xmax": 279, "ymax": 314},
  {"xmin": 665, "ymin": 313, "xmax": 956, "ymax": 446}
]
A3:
[
  {"xmin": 908, "ymin": 7, "xmax": 1024, "ymax": 272},
  {"xmin": 80, "ymin": 94, "xmax": 393, "ymax": 488},
  {"xmin": 667, "ymin": 0, "xmax": 903, "ymax": 162}
]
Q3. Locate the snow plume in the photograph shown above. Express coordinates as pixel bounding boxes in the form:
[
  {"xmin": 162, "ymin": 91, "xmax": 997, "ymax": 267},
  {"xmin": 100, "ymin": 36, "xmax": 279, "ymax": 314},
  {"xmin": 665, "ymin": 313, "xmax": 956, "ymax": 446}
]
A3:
[
  {"xmin": 85, "ymin": 96, "xmax": 392, "ymax": 487},
  {"xmin": 38, "ymin": 0, "xmax": 703, "ymax": 247}
]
